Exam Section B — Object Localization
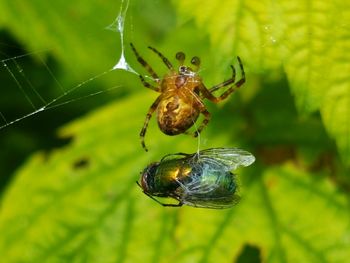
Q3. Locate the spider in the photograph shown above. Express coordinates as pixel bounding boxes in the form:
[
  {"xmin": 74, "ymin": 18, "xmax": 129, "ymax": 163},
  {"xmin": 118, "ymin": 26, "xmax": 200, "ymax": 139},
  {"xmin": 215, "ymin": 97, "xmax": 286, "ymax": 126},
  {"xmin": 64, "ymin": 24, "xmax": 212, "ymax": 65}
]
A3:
[{"xmin": 130, "ymin": 43, "xmax": 245, "ymax": 152}]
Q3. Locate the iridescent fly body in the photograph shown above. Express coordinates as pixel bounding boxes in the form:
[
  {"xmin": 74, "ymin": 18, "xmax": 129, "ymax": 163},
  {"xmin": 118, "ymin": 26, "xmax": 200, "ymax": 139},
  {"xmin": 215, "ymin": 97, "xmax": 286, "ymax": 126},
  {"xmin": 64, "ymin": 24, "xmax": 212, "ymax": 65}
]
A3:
[{"xmin": 138, "ymin": 148, "xmax": 255, "ymax": 209}]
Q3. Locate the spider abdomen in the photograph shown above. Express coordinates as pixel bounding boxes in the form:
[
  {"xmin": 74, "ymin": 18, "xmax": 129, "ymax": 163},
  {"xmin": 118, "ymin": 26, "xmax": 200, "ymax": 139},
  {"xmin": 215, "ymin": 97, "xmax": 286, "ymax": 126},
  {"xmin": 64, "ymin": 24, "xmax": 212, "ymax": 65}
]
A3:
[{"xmin": 157, "ymin": 95, "xmax": 200, "ymax": 135}]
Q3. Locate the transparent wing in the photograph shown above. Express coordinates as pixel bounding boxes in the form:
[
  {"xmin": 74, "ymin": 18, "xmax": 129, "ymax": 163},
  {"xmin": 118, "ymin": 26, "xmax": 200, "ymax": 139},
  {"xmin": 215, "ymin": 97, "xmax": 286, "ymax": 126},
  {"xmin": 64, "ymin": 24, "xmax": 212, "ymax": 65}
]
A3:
[
  {"xmin": 182, "ymin": 194, "xmax": 241, "ymax": 209},
  {"xmin": 165, "ymin": 148, "xmax": 254, "ymax": 209},
  {"xmin": 175, "ymin": 167, "xmax": 239, "ymax": 209},
  {"xmin": 194, "ymin": 147, "xmax": 255, "ymax": 172},
  {"xmin": 179, "ymin": 173, "xmax": 220, "ymax": 194},
  {"xmin": 176, "ymin": 173, "xmax": 240, "ymax": 209}
]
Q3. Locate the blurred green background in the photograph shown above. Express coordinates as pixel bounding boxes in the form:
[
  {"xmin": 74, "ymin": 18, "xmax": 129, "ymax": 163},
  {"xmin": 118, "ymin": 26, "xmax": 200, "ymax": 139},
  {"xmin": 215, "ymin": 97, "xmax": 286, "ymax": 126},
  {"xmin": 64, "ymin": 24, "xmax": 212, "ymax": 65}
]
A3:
[{"xmin": 0, "ymin": 0, "xmax": 349, "ymax": 262}]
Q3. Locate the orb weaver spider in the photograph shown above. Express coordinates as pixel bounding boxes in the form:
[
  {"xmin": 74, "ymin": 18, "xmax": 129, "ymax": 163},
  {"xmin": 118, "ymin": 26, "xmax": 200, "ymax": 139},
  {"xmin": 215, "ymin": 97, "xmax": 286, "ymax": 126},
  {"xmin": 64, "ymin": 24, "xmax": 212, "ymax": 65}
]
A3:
[{"xmin": 130, "ymin": 43, "xmax": 245, "ymax": 152}]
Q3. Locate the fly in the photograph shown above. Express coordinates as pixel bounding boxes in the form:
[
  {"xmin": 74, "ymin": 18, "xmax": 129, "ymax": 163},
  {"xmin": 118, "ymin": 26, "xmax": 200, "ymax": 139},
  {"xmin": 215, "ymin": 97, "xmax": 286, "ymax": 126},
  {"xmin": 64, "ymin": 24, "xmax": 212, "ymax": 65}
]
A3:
[{"xmin": 137, "ymin": 148, "xmax": 255, "ymax": 209}]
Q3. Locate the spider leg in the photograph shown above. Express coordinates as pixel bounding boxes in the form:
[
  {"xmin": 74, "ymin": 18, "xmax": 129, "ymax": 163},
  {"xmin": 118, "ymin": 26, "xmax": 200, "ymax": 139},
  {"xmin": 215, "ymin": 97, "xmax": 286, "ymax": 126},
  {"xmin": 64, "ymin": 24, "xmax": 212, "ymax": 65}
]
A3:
[
  {"xmin": 234, "ymin": 56, "xmax": 246, "ymax": 88},
  {"xmin": 209, "ymin": 64, "xmax": 236, "ymax": 93},
  {"xmin": 139, "ymin": 75, "xmax": 160, "ymax": 92},
  {"xmin": 184, "ymin": 90, "xmax": 211, "ymax": 137},
  {"xmin": 160, "ymin": 152, "xmax": 192, "ymax": 162},
  {"xmin": 130, "ymin": 43, "xmax": 160, "ymax": 80},
  {"xmin": 148, "ymin": 46, "xmax": 174, "ymax": 70},
  {"xmin": 140, "ymin": 95, "xmax": 162, "ymax": 152},
  {"xmin": 194, "ymin": 107, "xmax": 211, "ymax": 137},
  {"xmin": 206, "ymin": 56, "xmax": 245, "ymax": 102}
]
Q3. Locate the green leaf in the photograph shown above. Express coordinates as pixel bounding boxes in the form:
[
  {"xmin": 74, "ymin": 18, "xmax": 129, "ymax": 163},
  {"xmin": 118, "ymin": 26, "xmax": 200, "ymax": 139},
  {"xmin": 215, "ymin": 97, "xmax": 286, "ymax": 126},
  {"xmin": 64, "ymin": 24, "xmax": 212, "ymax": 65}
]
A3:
[
  {"xmin": 0, "ymin": 0, "xmax": 118, "ymax": 76},
  {"xmin": 173, "ymin": 0, "xmax": 350, "ymax": 165},
  {"xmin": 0, "ymin": 92, "xmax": 349, "ymax": 262},
  {"xmin": 0, "ymin": 0, "xmax": 349, "ymax": 262}
]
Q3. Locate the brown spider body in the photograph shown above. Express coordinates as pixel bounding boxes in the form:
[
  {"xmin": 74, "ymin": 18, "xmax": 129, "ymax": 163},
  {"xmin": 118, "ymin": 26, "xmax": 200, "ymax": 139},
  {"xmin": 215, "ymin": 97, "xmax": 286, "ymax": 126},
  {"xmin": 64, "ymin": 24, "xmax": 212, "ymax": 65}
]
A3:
[
  {"xmin": 157, "ymin": 71, "xmax": 201, "ymax": 135},
  {"xmin": 130, "ymin": 43, "xmax": 245, "ymax": 151}
]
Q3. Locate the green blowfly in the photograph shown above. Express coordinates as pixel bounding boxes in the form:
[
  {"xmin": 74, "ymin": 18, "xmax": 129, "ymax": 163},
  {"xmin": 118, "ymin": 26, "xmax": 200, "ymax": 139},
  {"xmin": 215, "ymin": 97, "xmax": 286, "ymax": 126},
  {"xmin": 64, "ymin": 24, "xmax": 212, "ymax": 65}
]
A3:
[{"xmin": 138, "ymin": 148, "xmax": 255, "ymax": 209}]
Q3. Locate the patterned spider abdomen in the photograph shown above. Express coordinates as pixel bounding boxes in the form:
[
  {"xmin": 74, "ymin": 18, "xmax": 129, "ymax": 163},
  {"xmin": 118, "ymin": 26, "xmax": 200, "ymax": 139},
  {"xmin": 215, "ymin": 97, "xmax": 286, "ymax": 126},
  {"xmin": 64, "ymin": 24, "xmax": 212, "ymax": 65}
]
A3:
[
  {"xmin": 157, "ymin": 94, "xmax": 200, "ymax": 135},
  {"xmin": 157, "ymin": 72, "xmax": 201, "ymax": 135}
]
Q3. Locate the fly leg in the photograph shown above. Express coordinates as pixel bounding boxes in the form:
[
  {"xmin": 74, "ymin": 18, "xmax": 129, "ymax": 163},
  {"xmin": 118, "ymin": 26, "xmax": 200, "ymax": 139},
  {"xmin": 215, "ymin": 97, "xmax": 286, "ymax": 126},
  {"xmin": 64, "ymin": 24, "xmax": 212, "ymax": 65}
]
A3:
[{"xmin": 143, "ymin": 191, "xmax": 183, "ymax": 207}]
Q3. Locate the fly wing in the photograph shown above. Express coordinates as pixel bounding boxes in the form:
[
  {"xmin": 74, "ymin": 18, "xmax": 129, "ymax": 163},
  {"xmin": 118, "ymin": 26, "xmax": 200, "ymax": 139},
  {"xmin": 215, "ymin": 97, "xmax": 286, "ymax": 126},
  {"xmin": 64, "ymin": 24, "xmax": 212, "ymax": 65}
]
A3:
[
  {"xmin": 196, "ymin": 148, "xmax": 255, "ymax": 172},
  {"xmin": 175, "ymin": 162, "xmax": 240, "ymax": 209},
  {"xmin": 182, "ymin": 194, "xmax": 240, "ymax": 209},
  {"xmin": 169, "ymin": 148, "xmax": 254, "ymax": 209}
]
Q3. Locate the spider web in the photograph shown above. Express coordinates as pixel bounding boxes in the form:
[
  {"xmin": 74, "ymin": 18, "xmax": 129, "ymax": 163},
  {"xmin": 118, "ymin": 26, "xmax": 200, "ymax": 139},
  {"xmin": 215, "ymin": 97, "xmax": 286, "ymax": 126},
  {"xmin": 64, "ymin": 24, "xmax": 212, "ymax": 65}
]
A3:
[{"xmin": 0, "ymin": 0, "xmax": 136, "ymax": 131}]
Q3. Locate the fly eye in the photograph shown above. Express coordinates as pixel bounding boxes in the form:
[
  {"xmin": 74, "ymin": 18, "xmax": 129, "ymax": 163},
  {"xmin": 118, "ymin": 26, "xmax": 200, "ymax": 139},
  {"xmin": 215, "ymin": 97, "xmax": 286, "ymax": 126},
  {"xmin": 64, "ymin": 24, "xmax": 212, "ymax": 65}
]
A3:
[
  {"xmin": 191, "ymin": 56, "xmax": 200, "ymax": 67},
  {"xmin": 141, "ymin": 162, "xmax": 159, "ymax": 192},
  {"xmin": 176, "ymin": 52, "xmax": 185, "ymax": 64}
]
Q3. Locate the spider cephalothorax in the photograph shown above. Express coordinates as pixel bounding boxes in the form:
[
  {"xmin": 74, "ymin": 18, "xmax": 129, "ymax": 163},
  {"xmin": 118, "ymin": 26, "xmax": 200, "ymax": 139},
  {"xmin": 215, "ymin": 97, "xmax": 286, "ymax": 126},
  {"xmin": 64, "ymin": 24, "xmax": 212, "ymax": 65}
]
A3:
[{"xmin": 130, "ymin": 43, "xmax": 245, "ymax": 152}]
